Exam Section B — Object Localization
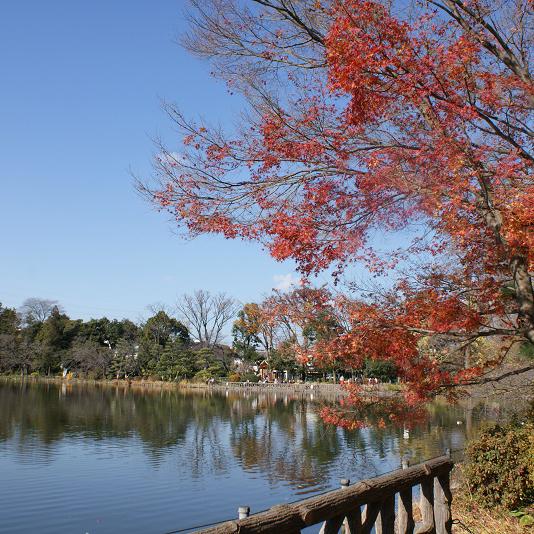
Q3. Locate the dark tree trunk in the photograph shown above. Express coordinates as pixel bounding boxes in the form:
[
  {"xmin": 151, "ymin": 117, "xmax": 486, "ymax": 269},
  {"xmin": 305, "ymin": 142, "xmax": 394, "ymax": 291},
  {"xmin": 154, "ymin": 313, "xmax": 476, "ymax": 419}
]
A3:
[{"xmin": 510, "ymin": 253, "xmax": 534, "ymax": 343}]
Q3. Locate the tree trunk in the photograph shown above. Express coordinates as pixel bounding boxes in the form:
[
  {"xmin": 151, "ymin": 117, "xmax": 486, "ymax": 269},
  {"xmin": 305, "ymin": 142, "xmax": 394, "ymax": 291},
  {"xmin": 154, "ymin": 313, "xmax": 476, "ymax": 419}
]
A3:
[
  {"xmin": 475, "ymin": 176, "xmax": 534, "ymax": 343},
  {"xmin": 511, "ymin": 254, "xmax": 534, "ymax": 343}
]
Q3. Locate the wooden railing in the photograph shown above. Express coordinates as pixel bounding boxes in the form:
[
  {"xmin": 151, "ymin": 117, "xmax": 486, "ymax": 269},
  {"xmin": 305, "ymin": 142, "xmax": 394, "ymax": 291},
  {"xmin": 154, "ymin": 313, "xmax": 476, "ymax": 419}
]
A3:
[
  {"xmin": 214, "ymin": 381, "xmax": 341, "ymax": 390},
  {"xmin": 197, "ymin": 455, "xmax": 453, "ymax": 534}
]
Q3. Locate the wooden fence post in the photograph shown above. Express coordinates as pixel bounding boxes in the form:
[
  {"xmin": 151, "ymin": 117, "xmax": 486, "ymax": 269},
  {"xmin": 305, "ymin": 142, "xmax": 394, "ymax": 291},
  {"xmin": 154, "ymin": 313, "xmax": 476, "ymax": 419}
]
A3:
[
  {"xmin": 375, "ymin": 495, "xmax": 395, "ymax": 534},
  {"xmin": 238, "ymin": 506, "xmax": 250, "ymax": 520},
  {"xmin": 344, "ymin": 508, "xmax": 362, "ymax": 534},
  {"xmin": 361, "ymin": 502, "xmax": 381, "ymax": 534},
  {"xmin": 320, "ymin": 515, "xmax": 345, "ymax": 534},
  {"xmin": 434, "ymin": 471, "xmax": 452, "ymax": 534},
  {"xmin": 397, "ymin": 459, "xmax": 415, "ymax": 534},
  {"xmin": 340, "ymin": 478, "xmax": 363, "ymax": 534},
  {"xmin": 416, "ymin": 477, "xmax": 435, "ymax": 534},
  {"xmin": 319, "ymin": 479, "xmax": 353, "ymax": 534}
]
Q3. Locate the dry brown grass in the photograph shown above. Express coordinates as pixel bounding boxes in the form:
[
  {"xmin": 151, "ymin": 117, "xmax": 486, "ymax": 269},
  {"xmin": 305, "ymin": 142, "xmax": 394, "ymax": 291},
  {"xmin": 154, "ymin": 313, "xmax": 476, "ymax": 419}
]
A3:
[
  {"xmin": 451, "ymin": 490, "xmax": 526, "ymax": 533},
  {"xmin": 450, "ymin": 466, "xmax": 530, "ymax": 533}
]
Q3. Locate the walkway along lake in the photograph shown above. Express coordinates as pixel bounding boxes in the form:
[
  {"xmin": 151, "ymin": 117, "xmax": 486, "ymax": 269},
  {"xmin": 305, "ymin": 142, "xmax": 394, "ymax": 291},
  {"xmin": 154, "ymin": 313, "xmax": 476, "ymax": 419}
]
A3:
[{"xmin": 0, "ymin": 380, "xmax": 516, "ymax": 534}]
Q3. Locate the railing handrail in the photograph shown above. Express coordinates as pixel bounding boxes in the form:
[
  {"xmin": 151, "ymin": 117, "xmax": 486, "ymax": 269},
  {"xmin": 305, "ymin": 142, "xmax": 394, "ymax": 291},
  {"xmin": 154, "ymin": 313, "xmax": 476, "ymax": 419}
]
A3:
[{"xmin": 197, "ymin": 455, "xmax": 453, "ymax": 533}]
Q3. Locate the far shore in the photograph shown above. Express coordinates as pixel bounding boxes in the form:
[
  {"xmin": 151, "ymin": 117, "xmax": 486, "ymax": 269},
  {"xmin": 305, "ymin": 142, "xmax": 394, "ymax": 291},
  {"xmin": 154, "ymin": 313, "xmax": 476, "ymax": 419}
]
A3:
[
  {"xmin": 3, "ymin": 367, "xmax": 530, "ymax": 402},
  {"xmin": 0, "ymin": 374, "xmax": 404, "ymax": 398}
]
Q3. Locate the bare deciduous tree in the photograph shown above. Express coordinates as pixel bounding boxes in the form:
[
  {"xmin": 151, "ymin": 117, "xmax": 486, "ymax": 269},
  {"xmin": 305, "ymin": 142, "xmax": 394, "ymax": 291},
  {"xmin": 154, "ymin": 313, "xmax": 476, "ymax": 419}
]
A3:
[
  {"xmin": 71, "ymin": 340, "xmax": 112, "ymax": 379},
  {"xmin": 19, "ymin": 298, "xmax": 63, "ymax": 324},
  {"xmin": 175, "ymin": 290, "xmax": 239, "ymax": 347}
]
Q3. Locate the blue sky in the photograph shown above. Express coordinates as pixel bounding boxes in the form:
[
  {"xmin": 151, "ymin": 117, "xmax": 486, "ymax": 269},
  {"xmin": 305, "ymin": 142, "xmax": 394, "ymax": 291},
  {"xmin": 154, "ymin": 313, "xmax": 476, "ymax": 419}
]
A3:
[{"xmin": 0, "ymin": 0, "xmax": 315, "ymax": 322}]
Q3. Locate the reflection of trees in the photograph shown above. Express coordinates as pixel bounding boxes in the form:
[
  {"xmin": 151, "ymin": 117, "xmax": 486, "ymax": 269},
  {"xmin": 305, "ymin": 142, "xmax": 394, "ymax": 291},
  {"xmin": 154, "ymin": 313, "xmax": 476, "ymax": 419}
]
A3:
[
  {"xmin": 395, "ymin": 397, "xmax": 516, "ymax": 464},
  {"xmin": 0, "ymin": 381, "xmax": 520, "ymax": 488},
  {"xmin": 0, "ymin": 382, "xmax": 239, "ymax": 472},
  {"xmin": 228, "ymin": 394, "xmax": 409, "ymax": 490},
  {"xmin": 0, "ymin": 382, "xmax": 198, "ymax": 462},
  {"xmin": 229, "ymin": 396, "xmax": 344, "ymax": 491}
]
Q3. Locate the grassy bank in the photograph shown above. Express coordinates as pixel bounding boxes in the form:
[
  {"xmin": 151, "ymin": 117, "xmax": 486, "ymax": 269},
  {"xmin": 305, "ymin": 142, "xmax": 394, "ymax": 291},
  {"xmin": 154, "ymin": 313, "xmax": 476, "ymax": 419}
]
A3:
[
  {"xmin": 0, "ymin": 374, "xmax": 358, "ymax": 397},
  {"xmin": 452, "ymin": 492, "xmax": 528, "ymax": 533},
  {"xmin": 451, "ymin": 468, "xmax": 532, "ymax": 533},
  {"xmin": 0, "ymin": 373, "xmax": 403, "ymax": 388}
]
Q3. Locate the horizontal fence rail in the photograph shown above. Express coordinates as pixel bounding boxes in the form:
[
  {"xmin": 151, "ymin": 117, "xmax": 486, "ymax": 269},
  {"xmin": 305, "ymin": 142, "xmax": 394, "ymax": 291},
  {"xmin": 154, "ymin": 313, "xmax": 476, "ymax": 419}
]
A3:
[
  {"xmin": 215, "ymin": 382, "xmax": 342, "ymax": 389},
  {"xmin": 196, "ymin": 455, "xmax": 453, "ymax": 534}
]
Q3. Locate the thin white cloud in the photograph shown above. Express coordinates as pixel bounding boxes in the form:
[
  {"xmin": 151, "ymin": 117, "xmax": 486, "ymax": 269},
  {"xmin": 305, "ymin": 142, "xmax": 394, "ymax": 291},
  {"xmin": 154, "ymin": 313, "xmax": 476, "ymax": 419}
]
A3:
[
  {"xmin": 156, "ymin": 151, "xmax": 190, "ymax": 167},
  {"xmin": 273, "ymin": 273, "xmax": 300, "ymax": 292}
]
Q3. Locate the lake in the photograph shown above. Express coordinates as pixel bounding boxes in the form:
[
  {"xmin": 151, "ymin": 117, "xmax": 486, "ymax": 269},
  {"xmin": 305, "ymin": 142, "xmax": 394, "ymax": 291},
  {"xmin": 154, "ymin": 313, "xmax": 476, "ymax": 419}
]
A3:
[{"xmin": 0, "ymin": 380, "xmax": 510, "ymax": 534}]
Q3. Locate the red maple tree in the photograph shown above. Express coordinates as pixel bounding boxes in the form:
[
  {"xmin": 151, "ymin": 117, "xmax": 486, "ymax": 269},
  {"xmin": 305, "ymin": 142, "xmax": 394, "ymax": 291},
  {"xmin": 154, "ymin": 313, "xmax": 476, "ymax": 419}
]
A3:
[{"xmin": 142, "ymin": 0, "xmax": 533, "ymax": 422}]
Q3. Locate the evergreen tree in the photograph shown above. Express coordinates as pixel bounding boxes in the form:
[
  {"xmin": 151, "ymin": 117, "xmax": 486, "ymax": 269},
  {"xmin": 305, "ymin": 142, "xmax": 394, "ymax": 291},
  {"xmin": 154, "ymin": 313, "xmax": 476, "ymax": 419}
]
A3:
[
  {"xmin": 34, "ymin": 307, "xmax": 80, "ymax": 374},
  {"xmin": 0, "ymin": 303, "xmax": 20, "ymax": 336},
  {"xmin": 154, "ymin": 342, "xmax": 197, "ymax": 381}
]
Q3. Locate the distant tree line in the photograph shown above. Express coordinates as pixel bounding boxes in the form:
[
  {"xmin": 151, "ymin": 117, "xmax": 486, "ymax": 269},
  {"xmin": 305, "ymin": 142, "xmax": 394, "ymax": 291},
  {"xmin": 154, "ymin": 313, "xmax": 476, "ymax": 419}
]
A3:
[
  {"xmin": 1, "ymin": 289, "xmax": 399, "ymax": 383},
  {"xmin": 231, "ymin": 288, "xmax": 398, "ymax": 382},
  {"xmin": 0, "ymin": 293, "xmax": 240, "ymax": 381}
]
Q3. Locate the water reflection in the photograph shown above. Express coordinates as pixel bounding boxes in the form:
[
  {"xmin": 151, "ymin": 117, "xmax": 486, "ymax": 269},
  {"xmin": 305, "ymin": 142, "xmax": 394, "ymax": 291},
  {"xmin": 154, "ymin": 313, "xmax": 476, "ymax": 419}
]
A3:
[
  {"xmin": 0, "ymin": 381, "xmax": 510, "ymax": 473},
  {"xmin": 0, "ymin": 380, "xmax": 516, "ymax": 533}
]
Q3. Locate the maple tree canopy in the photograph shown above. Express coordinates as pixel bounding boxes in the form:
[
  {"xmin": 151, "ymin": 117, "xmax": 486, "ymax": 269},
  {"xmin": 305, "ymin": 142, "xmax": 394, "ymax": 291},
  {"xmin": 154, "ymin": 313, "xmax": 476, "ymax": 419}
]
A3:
[{"xmin": 141, "ymin": 0, "xmax": 533, "ymax": 426}]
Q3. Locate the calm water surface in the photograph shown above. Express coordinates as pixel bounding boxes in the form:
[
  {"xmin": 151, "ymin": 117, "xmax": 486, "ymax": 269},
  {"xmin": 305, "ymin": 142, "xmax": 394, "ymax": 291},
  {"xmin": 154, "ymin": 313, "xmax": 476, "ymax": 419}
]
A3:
[{"xmin": 0, "ymin": 381, "xmax": 511, "ymax": 534}]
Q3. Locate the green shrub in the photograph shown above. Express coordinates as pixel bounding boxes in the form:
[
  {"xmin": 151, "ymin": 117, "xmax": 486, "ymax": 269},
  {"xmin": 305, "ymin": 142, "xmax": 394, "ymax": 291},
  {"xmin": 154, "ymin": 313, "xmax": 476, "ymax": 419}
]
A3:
[
  {"xmin": 510, "ymin": 509, "xmax": 534, "ymax": 527},
  {"xmin": 240, "ymin": 372, "xmax": 260, "ymax": 383},
  {"xmin": 193, "ymin": 370, "xmax": 213, "ymax": 382},
  {"xmin": 464, "ymin": 422, "xmax": 534, "ymax": 509},
  {"xmin": 193, "ymin": 366, "xmax": 226, "ymax": 382},
  {"xmin": 519, "ymin": 341, "xmax": 534, "ymax": 360}
]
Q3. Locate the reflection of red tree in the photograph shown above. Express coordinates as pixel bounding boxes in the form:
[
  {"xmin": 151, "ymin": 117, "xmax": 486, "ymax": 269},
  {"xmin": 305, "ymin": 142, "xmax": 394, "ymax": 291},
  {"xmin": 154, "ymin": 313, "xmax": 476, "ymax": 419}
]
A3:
[
  {"xmin": 321, "ymin": 384, "xmax": 429, "ymax": 430},
  {"xmin": 145, "ymin": 0, "xmax": 534, "ymax": 426}
]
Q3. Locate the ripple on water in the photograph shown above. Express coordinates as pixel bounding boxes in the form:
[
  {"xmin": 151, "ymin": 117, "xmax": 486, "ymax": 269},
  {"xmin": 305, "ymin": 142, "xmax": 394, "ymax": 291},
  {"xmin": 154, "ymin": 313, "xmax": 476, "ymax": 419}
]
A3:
[{"xmin": 0, "ymin": 381, "xmax": 515, "ymax": 534}]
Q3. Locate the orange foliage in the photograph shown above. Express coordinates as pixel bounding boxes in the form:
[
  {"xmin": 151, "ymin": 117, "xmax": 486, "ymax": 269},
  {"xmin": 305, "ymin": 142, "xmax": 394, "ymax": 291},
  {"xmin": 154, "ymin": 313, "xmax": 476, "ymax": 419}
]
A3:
[{"xmin": 145, "ymin": 0, "xmax": 534, "ymax": 426}]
